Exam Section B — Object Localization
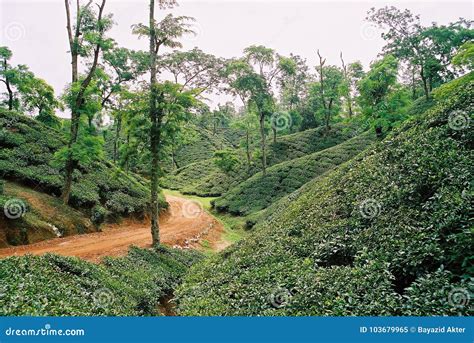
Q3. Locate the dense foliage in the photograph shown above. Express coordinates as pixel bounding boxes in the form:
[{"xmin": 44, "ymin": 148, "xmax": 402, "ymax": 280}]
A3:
[
  {"xmin": 0, "ymin": 110, "xmax": 166, "ymax": 220},
  {"xmin": 214, "ymin": 132, "xmax": 377, "ymax": 215},
  {"xmin": 176, "ymin": 74, "xmax": 474, "ymax": 316},
  {"xmin": 0, "ymin": 246, "xmax": 203, "ymax": 316},
  {"xmin": 161, "ymin": 123, "xmax": 359, "ymax": 196}
]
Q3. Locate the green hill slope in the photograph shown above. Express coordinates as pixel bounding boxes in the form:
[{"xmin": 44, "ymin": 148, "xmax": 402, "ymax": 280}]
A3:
[
  {"xmin": 171, "ymin": 126, "xmax": 232, "ymax": 169},
  {"xmin": 266, "ymin": 122, "xmax": 360, "ymax": 166},
  {"xmin": 161, "ymin": 123, "xmax": 360, "ymax": 197},
  {"xmin": 213, "ymin": 132, "xmax": 378, "ymax": 215},
  {"xmin": 176, "ymin": 73, "xmax": 474, "ymax": 316},
  {"xmin": 0, "ymin": 110, "xmax": 166, "ymax": 246},
  {"xmin": 0, "ymin": 246, "xmax": 202, "ymax": 316}
]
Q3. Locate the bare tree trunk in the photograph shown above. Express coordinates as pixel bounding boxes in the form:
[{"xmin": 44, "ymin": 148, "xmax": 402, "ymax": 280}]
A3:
[
  {"xmin": 171, "ymin": 149, "xmax": 179, "ymax": 170},
  {"xmin": 259, "ymin": 113, "xmax": 267, "ymax": 175},
  {"xmin": 340, "ymin": 52, "xmax": 353, "ymax": 118},
  {"xmin": 149, "ymin": 0, "xmax": 160, "ymax": 246},
  {"xmin": 272, "ymin": 127, "xmax": 276, "ymax": 143},
  {"xmin": 317, "ymin": 50, "xmax": 329, "ymax": 128}
]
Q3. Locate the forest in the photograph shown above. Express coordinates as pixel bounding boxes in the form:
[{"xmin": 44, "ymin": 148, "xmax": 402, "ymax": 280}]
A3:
[{"xmin": 0, "ymin": 0, "xmax": 472, "ymax": 317}]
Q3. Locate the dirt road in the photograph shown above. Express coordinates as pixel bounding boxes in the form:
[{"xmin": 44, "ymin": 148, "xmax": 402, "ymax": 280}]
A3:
[{"xmin": 0, "ymin": 195, "xmax": 224, "ymax": 262}]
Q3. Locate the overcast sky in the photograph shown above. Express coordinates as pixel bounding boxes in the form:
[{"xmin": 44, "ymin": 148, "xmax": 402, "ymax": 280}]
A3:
[{"xmin": 0, "ymin": 0, "xmax": 472, "ymax": 116}]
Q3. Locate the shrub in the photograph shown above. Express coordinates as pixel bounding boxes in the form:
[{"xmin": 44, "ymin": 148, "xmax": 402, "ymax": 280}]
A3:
[
  {"xmin": 0, "ymin": 109, "xmax": 166, "ymax": 218},
  {"xmin": 0, "ymin": 246, "xmax": 203, "ymax": 316},
  {"xmin": 175, "ymin": 73, "xmax": 474, "ymax": 316},
  {"xmin": 213, "ymin": 132, "xmax": 377, "ymax": 215}
]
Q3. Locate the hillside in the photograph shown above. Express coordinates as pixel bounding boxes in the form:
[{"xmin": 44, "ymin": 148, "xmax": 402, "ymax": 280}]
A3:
[
  {"xmin": 170, "ymin": 125, "xmax": 233, "ymax": 169},
  {"xmin": 213, "ymin": 132, "xmax": 378, "ymax": 215},
  {"xmin": 0, "ymin": 245, "xmax": 202, "ymax": 316},
  {"xmin": 0, "ymin": 110, "xmax": 166, "ymax": 246},
  {"xmin": 161, "ymin": 123, "xmax": 360, "ymax": 197},
  {"xmin": 266, "ymin": 122, "xmax": 360, "ymax": 166},
  {"xmin": 175, "ymin": 73, "xmax": 474, "ymax": 316}
]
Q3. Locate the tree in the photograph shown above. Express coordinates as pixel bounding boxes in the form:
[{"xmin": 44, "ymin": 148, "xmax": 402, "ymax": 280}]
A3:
[
  {"xmin": 452, "ymin": 41, "xmax": 474, "ymax": 70},
  {"xmin": 0, "ymin": 47, "xmax": 15, "ymax": 110},
  {"xmin": 367, "ymin": 6, "xmax": 472, "ymax": 100},
  {"xmin": 61, "ymin": 0, "xmax": 113, "ymax": 203},
  {"xmin": 20, "ymin": 78, "xmax": 59, "ymax": 115},
  {"xmin": 213, "ymin": 149, "xmax": 239, "ymax": 174},
  {"xmin": 315, "ymin": 50, "xmax": 344, "ymax": 128},
  {"xmin": 339, "ymin": 53, "xmax": 364, "ymax": 117},
  {"xmin": 277, "ymin": 54, "xmax": 309, "ymax": 111},
  {"xmin": 231, "ymin": 109, "xmax": 258, "ymax": 169},
  {"xmin": 358, "ymin": 54, "xmax": 410, "ymax": 135},
  {"xmin": 224, "ymin": 46, "xmax": 289, "ymax": 175},
  {"xmin": 159, "ymin": 47, "xmax": 224, "ymax": 95},
  {"xmin": 133, "ymin": 0, "xmax": 194, "ymax": 246}
]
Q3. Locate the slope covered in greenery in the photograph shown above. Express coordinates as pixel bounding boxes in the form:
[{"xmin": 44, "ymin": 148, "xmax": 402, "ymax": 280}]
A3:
[
  {"xmin": 161, "ymin": 123, "xmax": 360, "ymax": 197},
  {"xmin": 266, "ymin": 122, "xmax": 360, "ymax": 166},
  {"xmin": 0, "ymin": 110, "xmax": 166, "ymax": 222},
  {"xmin": 213, "ymin": 132, "xmax": 377, "ymax": 215},
  {"xmin": 0, "ymin": 245, "xmax": 203, "ymax": 316},
  {"xmin": 171, "ymin": 126, "xmax": 233, "ymax": 169},
  {"xmin": 176, "ymin": 74, "xmax": 473, "ymax": 316},
  {"xmin": 0, "ymin": 181, "xmax": 95, "ymax": 247}
]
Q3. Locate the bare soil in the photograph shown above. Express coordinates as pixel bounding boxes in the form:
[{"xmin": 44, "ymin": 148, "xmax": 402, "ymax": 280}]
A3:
[{"xmin": 0, "ymin": 195, "xmax": 224, "ymax": 262}]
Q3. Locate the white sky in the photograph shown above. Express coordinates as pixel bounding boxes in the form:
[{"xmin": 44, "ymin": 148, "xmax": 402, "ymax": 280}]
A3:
[{"xmin": 0, "ymin": 0, "xmax": 473, "ymax": 116}]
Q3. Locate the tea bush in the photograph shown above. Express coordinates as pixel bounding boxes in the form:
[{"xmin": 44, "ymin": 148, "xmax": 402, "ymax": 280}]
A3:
[
  {"xmin": 176, "ymin": 73, "xmax": 474, "ymax": 316},
  {"xmin": 213, "ymin": 132, "xmax": 378, "ymax": 215},
  {"xmin": 0, "ymin": 109, "xmax": 166, "ymax": 218},
  {"xmin": 0, "ymin": 245, "xmax": 203, "ymax": 316}
]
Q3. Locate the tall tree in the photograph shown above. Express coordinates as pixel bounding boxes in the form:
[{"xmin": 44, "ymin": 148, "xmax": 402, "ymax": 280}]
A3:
[
  {"xmin": 367, "ymin": 6, "xmax": 472, "ymax": 100},
  {"xmin": 61, "ymin": 0, "xmax": 113, "ymax": 203},
  {"xmin": 133, "ymin": 0, "xmax": 194, "ymax": 245},
  {"xmin": 316, "ymin": 50, "xmax": 344, "ymax": 128},
  {"xmin": 358, "ymin": 54, "xmax": 410, "ymax": 136},
  {"xmin": 0, "ymin": 47, "xmax": 15, "ymax": 110},
  {"xmin": 159, "ymin": 47, "xmax": 224, "ymax": 95}
]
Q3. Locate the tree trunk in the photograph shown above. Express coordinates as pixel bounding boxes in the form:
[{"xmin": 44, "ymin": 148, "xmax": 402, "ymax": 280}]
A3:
[
  {"xmin": 272, "ymin": 127, "xmax": 276, "ymax": 143},
  {"xmin": 171, "ymin": 149, "xmax": 179, "ymax": 170},
  {"xmin": 6, "ymin": 78, "xmax": 13, "ymax": 111},
  {"xmin": 259, "ymin": 113, "xmax": 267, "ymax": 175},
  {"xmin": 61, "ymin": 111, "xmax": 80, "ymax": 203},
  {"xmin": 245, "ymin": 129, "xmax": 251, "ymax": 169},
  {"xmin": 61, "ymin": 0, "xmax": 106, "ymax": 204},
  {"xmin": 113, "ymin": 113, "xmax": 122, "ymax": 163},
  {"xmin": 124, "ymin": 132, "xmax": 130, "ymax": 174},
  {"xmin": 149, "ymin": 0, "xmax": 160, "ymax": 246},
  {"xmin": 420, "ymin": 65, "xmax": 429, "ymax": 100}
]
